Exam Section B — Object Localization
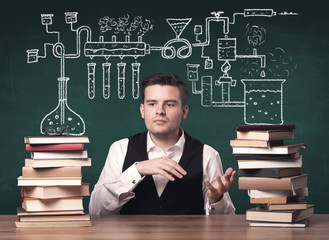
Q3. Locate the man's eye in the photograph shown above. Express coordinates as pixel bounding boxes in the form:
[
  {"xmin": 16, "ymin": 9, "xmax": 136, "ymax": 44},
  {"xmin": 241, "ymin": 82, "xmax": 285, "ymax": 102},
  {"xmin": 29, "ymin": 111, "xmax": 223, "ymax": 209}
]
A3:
[{"xmin": 167, "ymin": 103, "xmax": 175, "ymax": 107}]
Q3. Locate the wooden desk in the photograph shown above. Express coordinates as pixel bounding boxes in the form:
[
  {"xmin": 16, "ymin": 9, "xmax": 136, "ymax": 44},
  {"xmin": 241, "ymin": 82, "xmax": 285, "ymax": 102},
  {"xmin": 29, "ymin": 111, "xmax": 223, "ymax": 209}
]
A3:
[{"xmin": 1, "ymin": 214, "xmax": 328, "ymax": 240}]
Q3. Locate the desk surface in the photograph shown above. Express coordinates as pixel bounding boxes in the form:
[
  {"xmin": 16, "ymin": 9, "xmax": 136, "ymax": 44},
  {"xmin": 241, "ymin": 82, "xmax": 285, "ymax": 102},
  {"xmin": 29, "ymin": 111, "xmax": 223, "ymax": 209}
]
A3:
[{"xmin": 1, "ymin": 214, "xmax": 329, "ymax": 240}]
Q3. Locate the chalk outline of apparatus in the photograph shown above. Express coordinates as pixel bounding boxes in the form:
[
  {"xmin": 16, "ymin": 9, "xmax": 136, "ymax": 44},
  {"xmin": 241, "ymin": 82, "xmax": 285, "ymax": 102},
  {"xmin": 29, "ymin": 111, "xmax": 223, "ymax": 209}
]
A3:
[
  {"xmin": 26, "ymin": 12, "xmax": 93, "ymax": 135},
  {"xmin": 26, "ymin": 9, "xmax": 298, "ymax": 130}
]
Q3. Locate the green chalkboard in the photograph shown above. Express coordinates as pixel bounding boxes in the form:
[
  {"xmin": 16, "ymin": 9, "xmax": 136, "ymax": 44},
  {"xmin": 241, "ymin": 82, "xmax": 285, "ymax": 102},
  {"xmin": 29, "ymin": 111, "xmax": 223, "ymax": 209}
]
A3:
[{"xmin": 1, "ymin": 0, "xmax": 328, "ymax": 214}]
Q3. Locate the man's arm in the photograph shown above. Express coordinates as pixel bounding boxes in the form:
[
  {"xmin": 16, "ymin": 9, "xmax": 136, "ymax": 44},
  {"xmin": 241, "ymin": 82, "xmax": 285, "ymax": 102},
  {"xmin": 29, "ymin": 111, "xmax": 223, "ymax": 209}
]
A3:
[
  {"xmin": 202, "ymin": 145, "xmax": 236, "ymax": 215},
  {"xmin": 89, "ymin": 139, "xmax": 143, "ymax": 215}
]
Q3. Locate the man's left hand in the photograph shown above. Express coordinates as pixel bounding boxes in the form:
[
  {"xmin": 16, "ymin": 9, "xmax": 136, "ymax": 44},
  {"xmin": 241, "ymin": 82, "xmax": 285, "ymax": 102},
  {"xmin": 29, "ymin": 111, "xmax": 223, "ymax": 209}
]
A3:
[{"xmin": 204, "ymin": 167, "xmax": 236, "ymax": 204}]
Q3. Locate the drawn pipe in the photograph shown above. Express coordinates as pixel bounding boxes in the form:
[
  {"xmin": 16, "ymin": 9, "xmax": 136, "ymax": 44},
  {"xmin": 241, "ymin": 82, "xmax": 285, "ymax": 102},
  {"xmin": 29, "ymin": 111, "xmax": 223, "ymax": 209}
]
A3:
[
  {"xmin": 244, "ymin": 9, "xmax": 276, "ymax": 17},
  {"xmin": 84, "ymin": 42, "xmax": 149, "ymax": 59}
]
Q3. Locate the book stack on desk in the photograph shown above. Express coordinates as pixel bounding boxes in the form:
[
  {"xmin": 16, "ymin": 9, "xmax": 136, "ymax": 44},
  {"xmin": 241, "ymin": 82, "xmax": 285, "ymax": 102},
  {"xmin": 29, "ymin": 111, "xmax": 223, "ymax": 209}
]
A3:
[
  {"xmin": 230, "ymin": 124, "xmax": 314, "ymax": 228},
  {"xmin": 15, "ymin": 135, "xmax": 92, "ymax": 227}
]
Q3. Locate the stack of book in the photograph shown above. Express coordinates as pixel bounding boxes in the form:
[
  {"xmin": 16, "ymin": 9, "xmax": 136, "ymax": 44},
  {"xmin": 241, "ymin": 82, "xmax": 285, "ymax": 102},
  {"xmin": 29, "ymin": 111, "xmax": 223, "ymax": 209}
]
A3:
[
  {"xmin": 16, "ymin": 135, "xmax": 92, "ymax": 227},
  {"xmin": 230, "ymin": 124, "xmax": 314, "ymax": 228}
]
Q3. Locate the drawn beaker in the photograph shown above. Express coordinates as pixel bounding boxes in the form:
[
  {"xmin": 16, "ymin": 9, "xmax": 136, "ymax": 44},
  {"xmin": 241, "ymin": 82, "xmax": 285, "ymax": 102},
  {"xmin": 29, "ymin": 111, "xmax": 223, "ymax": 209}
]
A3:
[
  {"xmin": 40, "ymin": 77, "xmax": 85, "ymax": 135},
  {"xmin": 241, "ymin": 79, "xmax": 285, "ymax": 125}
]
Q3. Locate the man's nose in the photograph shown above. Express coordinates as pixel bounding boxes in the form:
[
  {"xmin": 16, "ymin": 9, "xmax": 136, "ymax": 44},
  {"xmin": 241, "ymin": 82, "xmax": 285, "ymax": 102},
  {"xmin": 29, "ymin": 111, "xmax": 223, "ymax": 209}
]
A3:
[{"xmin": 156, "ymin": 105, "xmax": 165, "ymax": 115}]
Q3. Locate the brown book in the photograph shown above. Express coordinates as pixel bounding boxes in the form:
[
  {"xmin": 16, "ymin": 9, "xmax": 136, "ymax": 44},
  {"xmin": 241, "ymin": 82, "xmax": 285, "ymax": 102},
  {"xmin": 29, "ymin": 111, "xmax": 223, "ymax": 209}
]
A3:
[
  {"xmin": 236, "ymin": 125, "xmax": 295, "ymax": 132},
  {"xmin": 246, "ymin": 205, "xmax": 314, "ymax": 223},
  {"xmin": 239, "ymin": 174, "xmax": 308, "ymax": 192},
  {"xmin": 22, "ymin": 166, "xmax": 82, "ymax": 178},
  {"xmin": 250, "ymin": 196, "xmax": 302, "ymax": 204},
  {"xmin": 22, "ymin": 184, "xmax": 90, "ymax": 199}
]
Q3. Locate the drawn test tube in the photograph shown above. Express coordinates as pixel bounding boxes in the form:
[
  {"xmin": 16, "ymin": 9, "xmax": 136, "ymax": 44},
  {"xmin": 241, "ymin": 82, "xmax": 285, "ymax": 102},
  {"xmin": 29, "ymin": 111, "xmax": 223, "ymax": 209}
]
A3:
[
  {"xmin": 201, "ymin": 76, "xmax": 212, "ymax": 107},
  {"xmin": 132, "ymin": 63, "xmax": 141, "ymax": 99},
  {"xmin": 102, "ymin": 63, "xmax": 111, "ymax": 99},
  {"xmin": 117, "ymin": 63, "xmax": 126, "ymax": 99},
  {"xmin": 87, "ymin": 63, "xmax": 96, "ymax": 99}
]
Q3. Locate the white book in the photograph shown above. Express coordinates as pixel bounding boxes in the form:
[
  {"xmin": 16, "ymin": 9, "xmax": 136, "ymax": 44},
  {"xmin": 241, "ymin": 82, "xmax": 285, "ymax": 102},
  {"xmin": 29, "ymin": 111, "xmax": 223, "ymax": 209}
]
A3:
[
  {"xmin": 17, "ymin": 176, "xmax": 82, "ymax": 186},
  {"xmin": 238, "ymin": 156, "xmax": 302, "ymax": 169},
  {"xmin": 31, "ymin": 150, "xmax": 88, "ymax": 159},
  {"xmin": 232, "ymin": 143, "xmax": 306, "ymax": 155},
  {"xmin": 22, "ymin": 197, "xmax": 83, "ymax": 212},
  {"xmin": 25, "ymin": 158, "xmax": 91, "ymax": 168},
  {"xmin": 248, "ymin": 187, "xmax": 309, "ymax": 198}
]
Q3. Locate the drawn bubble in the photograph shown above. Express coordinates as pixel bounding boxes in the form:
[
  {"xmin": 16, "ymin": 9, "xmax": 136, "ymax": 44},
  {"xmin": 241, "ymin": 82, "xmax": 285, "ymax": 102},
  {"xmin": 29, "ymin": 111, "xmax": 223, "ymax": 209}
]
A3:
[
  {"xmin": 264, "ymin": 112, "xmax": 268, "ymax": 115},
  {"xmin": 49, "ymin": 121, "xmax": 53, "ymax": 125},
  {"xmin": 270, "ymin": 102, "xmax": 273, "ymax": 105},
  {"xmin": 253, "ymin": 102, "xmax": 258, "ymax": 105},
  {"xmin": 68, "ymin": 117, "xmax": 73, "ymax": 121},
  {"xmin": 277, "ymin": 101, "xmax": 280, "ymax": 104},
  {"xmin": 262, "ymin": 94, "xmax": 266, "ymax": 98},
  {"xmin": 249, "ymin": 97, "xmax": 253, "ymax": 100},
  {"xmin": 55, "ymin": 115, "xmax": 59, "ymax": 119}
]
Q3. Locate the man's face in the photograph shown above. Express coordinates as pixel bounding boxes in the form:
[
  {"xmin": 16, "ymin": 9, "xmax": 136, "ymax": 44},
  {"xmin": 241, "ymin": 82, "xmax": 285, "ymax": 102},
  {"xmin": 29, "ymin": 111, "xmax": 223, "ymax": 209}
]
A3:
[{"xmin": 140, "ymin": 84, "xmax": 188, "ymax": 139}]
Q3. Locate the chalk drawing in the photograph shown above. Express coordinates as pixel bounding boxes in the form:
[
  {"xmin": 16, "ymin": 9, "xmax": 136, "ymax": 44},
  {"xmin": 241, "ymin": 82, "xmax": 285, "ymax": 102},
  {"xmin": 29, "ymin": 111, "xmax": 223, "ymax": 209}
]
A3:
[{"xmin": 27, "ymin": 9, "xmax": 298, "ymax": 135}]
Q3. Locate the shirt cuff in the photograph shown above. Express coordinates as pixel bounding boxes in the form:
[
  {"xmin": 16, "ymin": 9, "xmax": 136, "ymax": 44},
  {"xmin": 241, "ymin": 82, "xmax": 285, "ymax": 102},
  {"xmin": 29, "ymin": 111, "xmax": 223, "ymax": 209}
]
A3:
[
  {"xmin": 120, "ymin": 162, "xmax": 144, "ymax": 192},
  {"xmin": 208, "ymin": 196, "xmax": 229, "ymax": 214}
]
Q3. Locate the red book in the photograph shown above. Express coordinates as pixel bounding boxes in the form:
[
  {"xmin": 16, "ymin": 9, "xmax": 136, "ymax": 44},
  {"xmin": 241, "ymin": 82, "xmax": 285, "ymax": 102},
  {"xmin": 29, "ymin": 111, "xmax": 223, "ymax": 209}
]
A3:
[{"xmin": 26, "ymin": 143, "xmax": 84, "ymax": 151}]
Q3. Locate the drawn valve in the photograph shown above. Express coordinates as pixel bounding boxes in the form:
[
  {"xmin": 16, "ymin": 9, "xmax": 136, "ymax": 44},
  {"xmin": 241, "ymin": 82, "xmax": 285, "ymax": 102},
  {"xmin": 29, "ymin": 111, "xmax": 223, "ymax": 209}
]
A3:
[{"xmin": 40, "ymin": 77, "xmax": 85, "ymax": 136}]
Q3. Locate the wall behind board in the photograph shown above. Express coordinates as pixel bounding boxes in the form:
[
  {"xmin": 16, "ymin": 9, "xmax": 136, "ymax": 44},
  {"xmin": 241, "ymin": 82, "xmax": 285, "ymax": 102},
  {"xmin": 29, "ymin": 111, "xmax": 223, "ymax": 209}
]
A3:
[{"xmin": 1, "ymin": 0, "xmax": 328, "ymax": 214}]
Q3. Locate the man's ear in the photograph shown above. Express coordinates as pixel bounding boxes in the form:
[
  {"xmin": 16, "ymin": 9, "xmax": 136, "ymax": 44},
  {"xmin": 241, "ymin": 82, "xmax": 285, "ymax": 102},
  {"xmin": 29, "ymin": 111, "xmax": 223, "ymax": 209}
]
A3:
[
  {"xmin": 140, "ymin": 103, "xmax": 145, "ymax": 119},
  {"xmin": 182, "ymin": 105, "xmax": 189, "ymax": 120}
]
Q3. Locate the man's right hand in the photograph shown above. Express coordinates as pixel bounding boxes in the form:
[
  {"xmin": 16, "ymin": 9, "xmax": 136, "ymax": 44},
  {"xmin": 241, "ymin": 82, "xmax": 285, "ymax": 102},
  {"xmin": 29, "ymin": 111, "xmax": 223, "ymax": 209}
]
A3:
[{"xmin": 135, "ymin": 157, "xmax": 187, "ymax": 181}]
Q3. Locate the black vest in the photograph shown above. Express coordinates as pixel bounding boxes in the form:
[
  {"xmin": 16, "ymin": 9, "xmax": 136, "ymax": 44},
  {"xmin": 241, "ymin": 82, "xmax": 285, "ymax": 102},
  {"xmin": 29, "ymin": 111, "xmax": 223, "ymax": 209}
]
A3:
[{"xmin": 120, "ymin": 131, "xmax": 205, "ymax": 215}]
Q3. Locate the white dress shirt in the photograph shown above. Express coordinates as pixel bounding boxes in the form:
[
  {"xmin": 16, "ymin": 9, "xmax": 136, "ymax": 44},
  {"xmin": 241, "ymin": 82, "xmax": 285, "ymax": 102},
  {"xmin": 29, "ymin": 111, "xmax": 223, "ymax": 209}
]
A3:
[{"xmin": 89, "ymin": 131, "xmax": 235, "ymax": 215}]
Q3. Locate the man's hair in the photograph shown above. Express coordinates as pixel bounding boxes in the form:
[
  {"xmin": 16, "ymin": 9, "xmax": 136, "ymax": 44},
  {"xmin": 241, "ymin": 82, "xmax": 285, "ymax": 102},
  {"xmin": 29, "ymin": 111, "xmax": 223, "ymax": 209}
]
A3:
[{"xmin": 141, "ymin": 73, "xmax": 188, "ymax": 106}]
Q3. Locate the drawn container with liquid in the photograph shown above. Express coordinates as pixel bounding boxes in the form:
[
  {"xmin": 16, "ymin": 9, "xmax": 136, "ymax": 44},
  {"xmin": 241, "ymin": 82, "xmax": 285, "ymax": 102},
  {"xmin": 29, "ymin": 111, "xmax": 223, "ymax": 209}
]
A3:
[
  {"xmin": 132, "ymin": 63, "xmax": 141, "ymax": 99},
  {"xmin": 117, "ymin": 63, "xmax": 126, "ymax": 99},
  {"xmin": 201, "ymin": 76, "xmax": 213, "ymax": 107},
  {"xmin": 102, "ymin": 63, "xmax": 111, "ymax": 99},
  {"xmin": 87, "ymin": 63, "xmax": 96, "ymax": 99},
  {"xmin": 241, "ymin": 79, "xmax": 285, "ymax": 125},
  {"xmin": 40, "ymin": 77, "xmax": 85, "ymax": 135}
]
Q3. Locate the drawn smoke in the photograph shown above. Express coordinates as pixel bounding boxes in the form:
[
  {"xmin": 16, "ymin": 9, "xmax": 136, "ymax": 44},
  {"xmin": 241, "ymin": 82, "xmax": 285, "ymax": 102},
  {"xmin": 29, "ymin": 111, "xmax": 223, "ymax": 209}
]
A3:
[
  {"xmin": 246, "ymin": 24, "xmax": 266, "ymax": 48},
  {"xmin": 99, "ymin": 14, "xmax": 154, "ymax": 39},
  {"xmin": 239, "ymin": 24, "xmax": 297, "ymax": 78}
]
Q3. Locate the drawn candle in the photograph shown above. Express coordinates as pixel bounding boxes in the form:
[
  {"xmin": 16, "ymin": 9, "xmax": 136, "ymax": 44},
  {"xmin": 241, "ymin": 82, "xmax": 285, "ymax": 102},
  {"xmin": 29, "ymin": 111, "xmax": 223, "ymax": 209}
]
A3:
[
  {"xmin": 241, "ymin": 79, "xmax": 285, "ymax": 125},
  {"xmin": 102, "ymin": 63, "xmax": 111, "ymax": 99},
  {"xmin": 132, "ymin": 63, "xmax": 140, "ymax": 99},
  {"xmin": 40, "ymin": 77, "xmax": 85, "ymax": 135}
]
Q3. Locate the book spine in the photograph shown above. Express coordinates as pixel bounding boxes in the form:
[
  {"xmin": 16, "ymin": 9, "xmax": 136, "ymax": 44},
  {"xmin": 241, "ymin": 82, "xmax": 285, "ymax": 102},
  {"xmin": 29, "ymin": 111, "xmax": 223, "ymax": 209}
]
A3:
[{"xmin": 26, "ymin": 143, "xmax": 84, "ymax": 151}]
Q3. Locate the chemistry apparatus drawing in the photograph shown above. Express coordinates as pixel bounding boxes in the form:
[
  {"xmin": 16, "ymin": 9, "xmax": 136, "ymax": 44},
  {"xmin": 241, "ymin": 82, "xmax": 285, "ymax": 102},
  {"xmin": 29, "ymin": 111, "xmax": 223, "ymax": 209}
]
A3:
[{"xmin": 27, "ymin": 9, "xmax": 298, "ymax": 135}]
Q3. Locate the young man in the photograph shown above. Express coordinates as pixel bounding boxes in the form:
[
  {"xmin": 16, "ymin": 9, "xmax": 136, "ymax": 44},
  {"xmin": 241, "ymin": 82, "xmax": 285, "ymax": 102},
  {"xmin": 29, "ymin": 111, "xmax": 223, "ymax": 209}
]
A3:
[{"xmin": 89, "ymin": 73, "xmax": 236, "ymax": 215}]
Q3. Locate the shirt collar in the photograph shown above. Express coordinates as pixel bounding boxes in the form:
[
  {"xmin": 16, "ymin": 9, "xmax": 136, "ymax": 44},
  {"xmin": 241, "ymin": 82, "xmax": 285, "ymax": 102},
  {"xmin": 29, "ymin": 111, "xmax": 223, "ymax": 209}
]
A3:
[{"xmin": 146, "ymin": 129, "xmax": 186, "ymax": 153}]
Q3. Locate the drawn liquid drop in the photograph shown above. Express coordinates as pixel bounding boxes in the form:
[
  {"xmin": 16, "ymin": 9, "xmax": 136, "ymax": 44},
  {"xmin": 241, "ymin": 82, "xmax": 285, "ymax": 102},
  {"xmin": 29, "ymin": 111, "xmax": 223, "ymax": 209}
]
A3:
[{"xmin": 40, "ymin": 77, "xmax": 85, "ymax": 135}]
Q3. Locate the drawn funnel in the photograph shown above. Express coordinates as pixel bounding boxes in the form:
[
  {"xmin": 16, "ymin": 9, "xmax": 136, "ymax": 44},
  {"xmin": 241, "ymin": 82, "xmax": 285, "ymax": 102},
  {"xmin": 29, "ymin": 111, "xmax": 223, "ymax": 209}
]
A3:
[
  {"xmin": 40, "ymin": 77, "xmax": 85, "ymax": 136},
  {"xmin": 166, "ymin": 18, "xmax": 192, "ymax": 39}
]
